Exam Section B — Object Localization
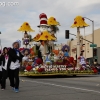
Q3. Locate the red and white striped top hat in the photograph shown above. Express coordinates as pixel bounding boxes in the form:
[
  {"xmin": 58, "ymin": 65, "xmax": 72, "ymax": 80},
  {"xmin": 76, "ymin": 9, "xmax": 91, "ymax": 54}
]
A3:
[{"xmin": 37, "ymin": 13, "xmax": 49, "ymax": 27}]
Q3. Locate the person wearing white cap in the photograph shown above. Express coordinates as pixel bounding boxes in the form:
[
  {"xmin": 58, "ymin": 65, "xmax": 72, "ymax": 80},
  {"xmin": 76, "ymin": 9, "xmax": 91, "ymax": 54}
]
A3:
[{"xmin": 7, "ymin": 40, "xmax": 23, "ymax": 93}]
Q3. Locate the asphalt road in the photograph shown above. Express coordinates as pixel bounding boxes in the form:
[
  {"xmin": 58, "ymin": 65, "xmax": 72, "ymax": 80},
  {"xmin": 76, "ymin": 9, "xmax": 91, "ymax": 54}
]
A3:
[{"xmin": 0, "ymin": 75, "xmax": 100, "ymax": 100}]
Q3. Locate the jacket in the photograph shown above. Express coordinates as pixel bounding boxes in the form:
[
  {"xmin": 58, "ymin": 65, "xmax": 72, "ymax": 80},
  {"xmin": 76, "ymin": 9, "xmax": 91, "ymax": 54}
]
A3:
[
  {"xmin": 7, "ymin": 48, "xmax": 23, "ymax": 69},
  {"xmin": 0, "ymin": 54, "xmax": 9, "ymax": 71}
]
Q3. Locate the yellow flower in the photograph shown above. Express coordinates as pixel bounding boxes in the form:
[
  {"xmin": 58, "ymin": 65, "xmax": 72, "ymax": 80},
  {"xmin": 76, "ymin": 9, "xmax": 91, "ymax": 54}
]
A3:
[
  {"xmin": 71, "ymin": 16, "xmax": 89, "ymax": 28},
  {"xmin": 47, "ymin": 17, "xmax": 60, "ymax": 26},
  {"xmin": 35, "ymin": 68, "xmax": 38, "ymax": 71},
  {"xmin": 36, "ymin": 31, "xmax": 56, "ymax": 41},
  {"xmin": 18, "ymin": 22, "xmax": 35, "ymax": 32}
]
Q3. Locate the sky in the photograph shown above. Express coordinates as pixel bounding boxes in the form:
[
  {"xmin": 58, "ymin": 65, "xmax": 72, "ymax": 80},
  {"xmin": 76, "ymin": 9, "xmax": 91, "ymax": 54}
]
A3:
[{"xmin": 0, "ymin": 0, "xmax": 100, "ymax": 48}]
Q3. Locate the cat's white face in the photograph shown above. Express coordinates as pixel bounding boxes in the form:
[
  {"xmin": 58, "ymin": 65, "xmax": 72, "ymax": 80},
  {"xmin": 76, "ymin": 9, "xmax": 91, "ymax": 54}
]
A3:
[
  {"xmin": 39, "ymin": 25, "xmax": 48, "ymax": 32},
  {"xmin": 48, "ymin": 27, "xmax": 52, "ymax": 32}
]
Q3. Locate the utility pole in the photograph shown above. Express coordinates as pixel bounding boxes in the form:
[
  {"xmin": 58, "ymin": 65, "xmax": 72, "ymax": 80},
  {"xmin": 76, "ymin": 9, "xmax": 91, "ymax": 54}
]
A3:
[
  {"xmin": 84, "ymin": 27, "xmax": 86, "ymax": 58},
  {"xmin": 77, "ymin": 27, "xmax": 80, "ymax": 68},
  {"xmin": 84, "ymin": 17, "xmax": 94, "ymax": 63},
  {"xmin": 92, "ymin": 21, "xmax": 94, "ymax": 63}
]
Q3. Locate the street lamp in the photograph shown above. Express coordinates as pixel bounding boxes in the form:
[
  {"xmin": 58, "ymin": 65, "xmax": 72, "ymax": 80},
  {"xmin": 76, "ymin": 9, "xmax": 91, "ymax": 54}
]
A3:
[{"xmin": 83, "ymin": 17, "xmax": 94, "ymax": 62}]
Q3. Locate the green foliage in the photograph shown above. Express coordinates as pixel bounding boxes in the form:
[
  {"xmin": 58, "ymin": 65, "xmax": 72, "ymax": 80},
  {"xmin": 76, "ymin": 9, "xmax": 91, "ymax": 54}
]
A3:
[
  {"xmin": 50, "ymin": 25, "xmax": 59, "ymax": 33},
  {"xmin": 28, "ymin": 34, "xmax": 33, "ymax": 42}
]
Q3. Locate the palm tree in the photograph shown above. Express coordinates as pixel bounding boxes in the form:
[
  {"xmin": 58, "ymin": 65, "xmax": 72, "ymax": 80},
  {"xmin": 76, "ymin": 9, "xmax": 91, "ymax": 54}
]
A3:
[
  {"xmin": 28, "ymin": 34, "xmax": 32, "ymax": 42},
  {"xmin": 50, "ymin": 25, "xmax": 59, "ymax": 33}
]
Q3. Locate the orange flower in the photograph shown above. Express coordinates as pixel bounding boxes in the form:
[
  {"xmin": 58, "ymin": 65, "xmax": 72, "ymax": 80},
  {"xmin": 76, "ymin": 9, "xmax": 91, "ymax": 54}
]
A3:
[
  {"xmin": 45, "ymin": 35, "xmax": 48, "ymax": 38},
  {"xmin": 52, "ymin": 50, "xmax": 59, "ymax": 55}
]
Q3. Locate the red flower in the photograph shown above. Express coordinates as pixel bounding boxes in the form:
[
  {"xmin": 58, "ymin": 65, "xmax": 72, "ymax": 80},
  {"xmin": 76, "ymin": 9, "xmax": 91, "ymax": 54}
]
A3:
[
  {"xmin": 54, "ymin": 18, "xmax": 56, "ymax": 21},
  {"xmin": 74, "ymin": 21, "xmax": 77, "ymax": 24},
  {"xmin": 82, "ymin": 18, "xmax": 84, "ymax": 21},
  {"xmin": 80, "ymin": 67, "xmax": 84, "ymax": 71},
  {"xmin": 45, "ymin": 35, "xmax": 48, "ymax": 38},
  {"xmin": 26, "ymin": 23, "xmax": 28, "ymax": 25},
  {"xmin": 38, "ymin": 68, "xmax": 45, "ymax": 72},
  {"xmin": 92, "ymin": 68, "xmax": 98, "ymax": 73},
  {"xmin": 26, "ymin": 66, "xmax": 32, "ymax": 71},
  {"xmin": 57, "ymin": 68, "xmax": 60, "ymax": 71},
  {"xmin": 36, "ymin": 58, "xmax": 43, "ymax": 65},
  {"xmin": 78, "ymin": 57, "xmax": 81, "ymax": 59}
]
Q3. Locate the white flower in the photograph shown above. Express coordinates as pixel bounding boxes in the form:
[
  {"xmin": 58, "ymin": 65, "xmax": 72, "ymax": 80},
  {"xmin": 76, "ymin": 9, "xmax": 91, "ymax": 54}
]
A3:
[
  {"xmin": 33, "ymin": 68, "xmax": 36, "ymax": 71},
  {"xmin": 24, "ymin": 69, "xmax": 27, "ymax": 72}
]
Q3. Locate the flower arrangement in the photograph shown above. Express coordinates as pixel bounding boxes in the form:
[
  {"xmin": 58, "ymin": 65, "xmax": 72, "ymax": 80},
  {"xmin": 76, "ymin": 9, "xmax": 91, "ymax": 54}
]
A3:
[
  {"xmin": 71, "ymin": 16, "xmax": 89, "ymax": 28},
  {"xmin": 18, "ymin": 22, "xmax": 35, "ymax": 32}
]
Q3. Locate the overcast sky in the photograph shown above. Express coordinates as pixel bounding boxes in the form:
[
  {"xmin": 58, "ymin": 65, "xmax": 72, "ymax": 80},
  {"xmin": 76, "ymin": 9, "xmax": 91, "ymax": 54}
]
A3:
[{"xmin": 0, "ymin": 0, "xmax": 100, "ymax": 48}]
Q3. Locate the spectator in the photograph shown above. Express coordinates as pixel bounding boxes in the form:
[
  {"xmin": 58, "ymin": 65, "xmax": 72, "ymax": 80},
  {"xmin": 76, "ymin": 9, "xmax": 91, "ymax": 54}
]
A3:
[{"xmin": 0, "ymin": 47, "xmax": 9, "ymax": 90}]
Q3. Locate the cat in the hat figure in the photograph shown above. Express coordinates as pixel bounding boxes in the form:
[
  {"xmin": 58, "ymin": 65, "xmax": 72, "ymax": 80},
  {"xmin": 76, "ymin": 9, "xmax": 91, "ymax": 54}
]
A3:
[
  {"xmin": 37, "ymin": 13, "xmax": 49, "ymax": 32},
  {"xmin": 37, "ymin": 13, "xmax": 49, "ymax": 57}
]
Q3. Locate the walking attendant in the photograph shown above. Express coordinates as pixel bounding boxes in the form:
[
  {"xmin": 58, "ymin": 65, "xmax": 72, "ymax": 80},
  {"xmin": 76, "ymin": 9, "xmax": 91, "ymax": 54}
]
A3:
[{"xmin": 8, "ymin": 40, "xmax": 23, "ymax": 93}]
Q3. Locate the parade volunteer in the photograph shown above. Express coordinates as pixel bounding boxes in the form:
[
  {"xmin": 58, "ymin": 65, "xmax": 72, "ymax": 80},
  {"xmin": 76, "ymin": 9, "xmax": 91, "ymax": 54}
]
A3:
[{"xmin": 8, "ymin": 40, "xmax": 23, "ymax": 93}]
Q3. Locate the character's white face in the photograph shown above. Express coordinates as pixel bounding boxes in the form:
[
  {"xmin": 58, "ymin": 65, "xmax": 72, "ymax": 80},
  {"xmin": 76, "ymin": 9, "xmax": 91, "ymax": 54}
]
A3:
[
  {"xmin": 48, "ymin": 27, "xmax": 52, "ymax": 32},
  {"xmin": 39, "ymin": 25, "xmax": 48, "ymax": 32}
]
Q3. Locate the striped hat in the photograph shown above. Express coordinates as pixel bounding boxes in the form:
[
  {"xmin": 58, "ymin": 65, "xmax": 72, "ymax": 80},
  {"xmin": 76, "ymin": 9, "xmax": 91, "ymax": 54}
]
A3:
[{"xmin": 37, "ymin": 13, "xmax": 49, "ymax": 27}]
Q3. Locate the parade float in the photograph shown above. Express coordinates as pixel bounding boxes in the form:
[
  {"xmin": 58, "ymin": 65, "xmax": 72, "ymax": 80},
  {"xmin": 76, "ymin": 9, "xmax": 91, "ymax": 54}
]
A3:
[{"xmin": 19, "ymin": 15, "xmax": 98, "ymax": 77}]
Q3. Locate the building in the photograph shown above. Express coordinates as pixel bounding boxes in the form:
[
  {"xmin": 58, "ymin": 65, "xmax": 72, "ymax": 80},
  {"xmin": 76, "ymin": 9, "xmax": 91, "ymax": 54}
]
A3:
[{"xmin": 67, "ymin": 28, "xmax": 100, "ymax": 64}]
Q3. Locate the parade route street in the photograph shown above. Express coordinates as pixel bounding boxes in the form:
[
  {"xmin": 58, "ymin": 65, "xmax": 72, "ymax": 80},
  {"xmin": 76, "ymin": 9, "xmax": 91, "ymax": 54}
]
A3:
[{"xmin": 0, "ymin": 75, "xmax": 100, "ymax": 100}]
